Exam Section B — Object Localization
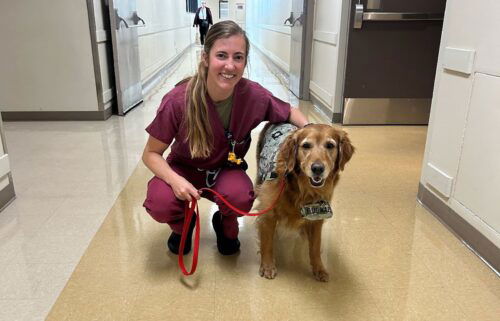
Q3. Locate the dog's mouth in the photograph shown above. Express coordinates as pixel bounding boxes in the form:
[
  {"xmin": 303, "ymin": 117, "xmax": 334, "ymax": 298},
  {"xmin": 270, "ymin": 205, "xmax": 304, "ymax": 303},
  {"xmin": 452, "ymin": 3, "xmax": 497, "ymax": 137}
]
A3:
[{"xmin": 309, "ymin": 176, "xmax": 325, "ymax": 188}]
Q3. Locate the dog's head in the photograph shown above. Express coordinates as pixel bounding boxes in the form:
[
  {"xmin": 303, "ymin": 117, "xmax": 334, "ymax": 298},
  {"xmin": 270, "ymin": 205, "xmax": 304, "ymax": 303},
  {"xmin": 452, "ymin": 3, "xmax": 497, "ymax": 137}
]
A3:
[{"xmin": 277, "ymin": 124, "xmax": 354, "ymax": 188}]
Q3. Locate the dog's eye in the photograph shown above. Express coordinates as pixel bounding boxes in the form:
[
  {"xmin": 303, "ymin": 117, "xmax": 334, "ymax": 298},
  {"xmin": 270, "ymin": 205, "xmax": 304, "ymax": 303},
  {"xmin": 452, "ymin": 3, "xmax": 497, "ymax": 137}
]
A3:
[
  {"xmin": 325, "ymin": 142, "xmax": 335, "ymax": 149},
  {"xmin": 301, "ymin": 142, "xmax": 312, "ymax": 149}
]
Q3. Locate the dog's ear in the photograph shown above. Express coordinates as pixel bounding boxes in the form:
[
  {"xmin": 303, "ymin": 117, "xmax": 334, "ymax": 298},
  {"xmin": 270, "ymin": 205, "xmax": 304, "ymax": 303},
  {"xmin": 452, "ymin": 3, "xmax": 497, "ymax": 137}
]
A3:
[
  {"xmin": 276, "ymin": 131, "xmax": 298, "ymax": 176},
  {"xmin": 338, "ymin": 131, "xmax": 354, "ymax": 171}
]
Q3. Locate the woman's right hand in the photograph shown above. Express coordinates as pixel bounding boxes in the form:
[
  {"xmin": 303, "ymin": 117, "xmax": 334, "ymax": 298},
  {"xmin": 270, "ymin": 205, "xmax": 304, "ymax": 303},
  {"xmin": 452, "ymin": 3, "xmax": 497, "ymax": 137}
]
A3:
[{"xmin": 169, "ymin": 175, "xmax": 201, "ymax": 201}]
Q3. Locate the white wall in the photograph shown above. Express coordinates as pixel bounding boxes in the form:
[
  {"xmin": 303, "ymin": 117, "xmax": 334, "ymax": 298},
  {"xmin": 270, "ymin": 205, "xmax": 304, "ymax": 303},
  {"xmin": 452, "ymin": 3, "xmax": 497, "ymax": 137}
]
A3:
[
  {"xmin": 137, "ymin": 0, "xmax": 193, "ymax": 83},
  {"xmin": 421, "ymin": 0, "xmax": 500, "ymax": 247},
  {"xmin": 0, "ymin": 1, "xmax": 99, "ymax": 112},
  {"xmin": 246, "ymin": 0, "xmax": 292, "ymax": 71}
]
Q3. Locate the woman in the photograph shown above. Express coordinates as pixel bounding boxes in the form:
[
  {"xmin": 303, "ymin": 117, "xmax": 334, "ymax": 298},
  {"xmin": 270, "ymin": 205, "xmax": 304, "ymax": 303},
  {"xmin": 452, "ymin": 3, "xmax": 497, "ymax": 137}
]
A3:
[{"xmin": 143, "ymin": 21, "xmax": 308, "ymax": 256}]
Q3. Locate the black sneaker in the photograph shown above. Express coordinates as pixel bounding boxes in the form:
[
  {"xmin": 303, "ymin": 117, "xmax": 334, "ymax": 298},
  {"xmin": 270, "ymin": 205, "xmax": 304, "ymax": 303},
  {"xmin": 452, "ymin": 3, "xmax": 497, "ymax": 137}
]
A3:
[
  {"xmin": 167, "ymin": 215, "xmax": 196, "ymax": 255},
  {"xmin": 212, "ymin": 211, "xmax": 240, "ymax": 255}
]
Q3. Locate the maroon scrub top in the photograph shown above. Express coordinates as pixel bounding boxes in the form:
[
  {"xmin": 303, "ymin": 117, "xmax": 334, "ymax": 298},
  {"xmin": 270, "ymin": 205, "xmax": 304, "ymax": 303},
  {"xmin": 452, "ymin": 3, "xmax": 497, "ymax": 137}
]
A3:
[{"xmin": 146, "ymin": 78, "xmax": 291, "ymax": 170}]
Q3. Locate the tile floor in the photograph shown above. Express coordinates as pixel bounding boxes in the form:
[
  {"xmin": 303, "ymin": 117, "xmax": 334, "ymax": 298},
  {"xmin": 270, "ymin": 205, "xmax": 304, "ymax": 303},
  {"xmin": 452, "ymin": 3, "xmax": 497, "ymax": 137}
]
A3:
[{"xmin": 0, "ymin": 46, "xmax": 498, "ymax": 321}]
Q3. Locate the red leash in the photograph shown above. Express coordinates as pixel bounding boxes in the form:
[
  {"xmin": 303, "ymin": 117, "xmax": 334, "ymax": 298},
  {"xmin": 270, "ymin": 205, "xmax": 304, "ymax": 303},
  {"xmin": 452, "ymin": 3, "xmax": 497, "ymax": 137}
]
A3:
[{"xmin": 178, "ymin": 179, "xmax": 286, "ymax": 276}]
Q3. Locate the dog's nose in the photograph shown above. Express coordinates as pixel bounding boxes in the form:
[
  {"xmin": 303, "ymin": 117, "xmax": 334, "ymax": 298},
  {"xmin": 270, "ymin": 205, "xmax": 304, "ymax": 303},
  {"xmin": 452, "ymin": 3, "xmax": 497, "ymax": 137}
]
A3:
[{"xmin": 311, "ymin": 162, "xmax": 324, "ymax": 175}]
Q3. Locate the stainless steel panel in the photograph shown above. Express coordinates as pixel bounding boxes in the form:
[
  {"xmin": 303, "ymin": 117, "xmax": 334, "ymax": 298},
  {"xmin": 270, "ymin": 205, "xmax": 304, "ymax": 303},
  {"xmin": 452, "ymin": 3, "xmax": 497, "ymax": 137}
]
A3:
[
  {"xmin": 343, "ymin": 98, "xmax": 431, "ymax": 125},
  {"xmin": 354, "ymin": 3, "xmax": 444, "ymax": 29},
  {"xmin": 108, "ymin": 0, "xmax": 144, "ymax": 115}
]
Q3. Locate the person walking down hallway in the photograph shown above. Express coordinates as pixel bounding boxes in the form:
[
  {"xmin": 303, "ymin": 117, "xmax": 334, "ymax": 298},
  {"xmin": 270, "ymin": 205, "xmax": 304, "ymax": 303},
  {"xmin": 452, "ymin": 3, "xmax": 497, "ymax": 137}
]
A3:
[{"xmin": 193, "ymin": 1, "xmax": 213, "ymax": 45}]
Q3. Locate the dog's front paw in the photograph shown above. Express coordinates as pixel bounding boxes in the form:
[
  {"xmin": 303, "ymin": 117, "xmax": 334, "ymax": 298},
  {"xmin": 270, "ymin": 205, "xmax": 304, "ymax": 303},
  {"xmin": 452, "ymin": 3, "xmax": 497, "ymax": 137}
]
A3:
[
  {"xmin": 313, "ymin": 268, "xmax": 329, "ymax": 282},
  {"xmin": 259, "ymin": 264, "xmax": 277, "ymax": 279}
]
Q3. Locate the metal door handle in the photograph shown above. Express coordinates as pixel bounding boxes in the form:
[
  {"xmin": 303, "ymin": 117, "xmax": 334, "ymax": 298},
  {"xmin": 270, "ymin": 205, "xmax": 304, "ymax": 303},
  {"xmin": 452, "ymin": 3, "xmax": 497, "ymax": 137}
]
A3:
[
  {"xmin": 363, "ymin": 12, "xmax": 444, "ymax": 21},
  {"xmin": 354, "ymin": 4, "xmax": 364, "ymax": 29},
  {"xmin": 131, "ymin": 11, "xmax": 146, "ymax": 27},
  {"xmin": 115, "ymin": 9, "xmax": 129, "ymax": 29},
  {"xmin": 284, "ymin": 11, "xmax": 294, "ymax": 26},
  {"xmin": 354, "ymin": 4, "xmax": 444, "ymax": 29},
  {"xmin": 291, "ymin": 13, "xmax": 304, "ymax": 27}
]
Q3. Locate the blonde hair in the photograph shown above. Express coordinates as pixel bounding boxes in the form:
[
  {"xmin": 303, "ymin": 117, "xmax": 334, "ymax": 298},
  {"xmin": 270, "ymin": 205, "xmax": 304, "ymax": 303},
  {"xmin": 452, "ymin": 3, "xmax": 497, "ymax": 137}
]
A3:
[{"xmin": 183, "ymin": 20, "xmax": 250, "ymax": 158}]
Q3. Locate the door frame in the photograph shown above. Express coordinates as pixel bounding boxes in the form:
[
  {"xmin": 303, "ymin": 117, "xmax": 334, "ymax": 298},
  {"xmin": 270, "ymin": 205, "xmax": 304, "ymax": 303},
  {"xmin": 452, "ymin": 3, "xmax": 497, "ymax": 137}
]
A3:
[{"xmin": 333, "ymin": 0, "xmax": 353, "ymax": 123}]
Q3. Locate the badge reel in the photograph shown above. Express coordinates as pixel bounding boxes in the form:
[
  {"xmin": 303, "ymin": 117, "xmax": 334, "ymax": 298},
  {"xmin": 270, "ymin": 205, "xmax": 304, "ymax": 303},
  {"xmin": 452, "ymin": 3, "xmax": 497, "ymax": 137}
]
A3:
[{"xmin": 300, "ymin": 200, "xmax": 333, "ymax": 221}]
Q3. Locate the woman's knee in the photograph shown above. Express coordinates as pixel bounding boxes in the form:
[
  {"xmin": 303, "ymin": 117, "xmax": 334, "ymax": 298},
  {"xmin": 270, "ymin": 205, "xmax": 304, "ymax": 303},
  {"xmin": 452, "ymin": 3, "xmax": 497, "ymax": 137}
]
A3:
[
  {"xmin": 221, "ymin": 188, "xmax": 255, "ymax": 211},
  {"xmin": 143, "ymin": 177, "xmax": 183, "ymax": 223},
  {"xmin": 214, "ymin": 172, "xmax": 255, "ymax": 211}
]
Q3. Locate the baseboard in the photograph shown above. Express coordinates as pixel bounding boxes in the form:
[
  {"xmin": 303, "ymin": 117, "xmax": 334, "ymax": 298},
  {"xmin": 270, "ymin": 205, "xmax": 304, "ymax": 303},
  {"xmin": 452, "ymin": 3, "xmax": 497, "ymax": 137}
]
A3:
[
  {"xmin": 2, "ymin": 107, "xmax": 112, "ymax": 121},
  {"xmin": 417, "ymin": 183, "xmax": 499, "ymax": 274},
  {"xmin": 0, "ymin": 179, "xmax": 15, "ymax": 212},
  {"xmin": 142, "ymin": 44, "xmax": 194, "ymax": 96},
  {"xmin": 250, "ymin": 42, "xmax": 290, "ymax": 88},
  {"xmin": 309, "ymin": 92, "xmax": 333, "ymax": 123},
  {"xmin": 332, "ymin": 113, "xmax": 343, "ymax": 123}
]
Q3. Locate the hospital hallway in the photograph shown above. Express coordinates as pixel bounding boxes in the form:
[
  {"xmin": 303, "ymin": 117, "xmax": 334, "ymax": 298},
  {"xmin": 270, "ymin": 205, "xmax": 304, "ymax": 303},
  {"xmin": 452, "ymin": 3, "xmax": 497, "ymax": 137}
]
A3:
[{"xmin": 0, "ymin": 43, "xmax": 497, "ymax": 320}]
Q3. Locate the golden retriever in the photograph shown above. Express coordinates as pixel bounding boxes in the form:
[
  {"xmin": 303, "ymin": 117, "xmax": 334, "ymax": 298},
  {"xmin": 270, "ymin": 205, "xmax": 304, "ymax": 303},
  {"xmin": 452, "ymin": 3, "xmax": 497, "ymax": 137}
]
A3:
[{"xmin": 255, "ymin": 123, "xmax": 354, "ymax": 282}]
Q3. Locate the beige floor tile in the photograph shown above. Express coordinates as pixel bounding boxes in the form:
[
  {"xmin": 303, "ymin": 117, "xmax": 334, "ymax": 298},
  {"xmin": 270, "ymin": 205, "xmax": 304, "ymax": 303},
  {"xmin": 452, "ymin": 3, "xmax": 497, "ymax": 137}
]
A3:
[
  {"xmin": 0, "ymin": 300, "xmax": 39, "ymax": 321},
  {"xmin": 290, "ymin": 289, "xmax": 385, "ymax": 321},
  {"xmin": 370, "ymin": 287, "xmax": 469, "ymax": 321},
  {"xmin": 46, "ymin": 261, "xmax": 144, "ymax": 321},
  {"xmin": 448, "ymin": 285, "xmax": 500, "ymax": 321},
  {"xmin": 416, "ymin": 240, "xmax": 500, "ymax": 292}
]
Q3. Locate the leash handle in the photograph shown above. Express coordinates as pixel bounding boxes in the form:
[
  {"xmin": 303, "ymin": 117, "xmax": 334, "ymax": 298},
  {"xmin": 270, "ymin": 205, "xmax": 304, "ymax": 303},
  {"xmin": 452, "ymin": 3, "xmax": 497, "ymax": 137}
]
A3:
[
  {"xmin": 177, "ymin": 179, "xmax": 285, "ymax": 276},
  {"xmin": 178, "ymin": 200, "xmax": 200, "ymax": 275}
]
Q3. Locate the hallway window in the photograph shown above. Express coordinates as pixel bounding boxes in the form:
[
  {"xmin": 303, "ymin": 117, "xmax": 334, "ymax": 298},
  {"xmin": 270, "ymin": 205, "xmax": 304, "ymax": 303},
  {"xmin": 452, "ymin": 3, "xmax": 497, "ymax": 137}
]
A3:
[
  {"xmin": 219, "ymin": 0, "xmax": 229, "ymax": 19},
  {"xmin": 186, "ymin": 0, "xmax": 197, "ymax": 13}
]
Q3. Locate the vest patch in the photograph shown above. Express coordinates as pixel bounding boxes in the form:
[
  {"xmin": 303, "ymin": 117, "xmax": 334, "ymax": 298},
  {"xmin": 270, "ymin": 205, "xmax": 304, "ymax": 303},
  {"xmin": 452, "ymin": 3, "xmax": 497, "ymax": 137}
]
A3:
[{"xmin": 300, "ymin": 200, "xmax": 334, "ymax": 221}]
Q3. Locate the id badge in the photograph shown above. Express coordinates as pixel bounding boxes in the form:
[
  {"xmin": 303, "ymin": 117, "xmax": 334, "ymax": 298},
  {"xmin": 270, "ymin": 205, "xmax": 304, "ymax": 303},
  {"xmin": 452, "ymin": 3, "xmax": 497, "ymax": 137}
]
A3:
[{"xmin": 300, "ymin": 200, "xmax": 333, "ymax": 221}]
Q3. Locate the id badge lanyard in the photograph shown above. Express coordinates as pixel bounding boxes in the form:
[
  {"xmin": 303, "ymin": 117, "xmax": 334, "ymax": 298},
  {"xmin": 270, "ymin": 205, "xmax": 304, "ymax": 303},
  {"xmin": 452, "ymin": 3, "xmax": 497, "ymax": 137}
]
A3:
[{"xmin": 226, "ymin": 131, "xmax": 245, "ymax": 167}]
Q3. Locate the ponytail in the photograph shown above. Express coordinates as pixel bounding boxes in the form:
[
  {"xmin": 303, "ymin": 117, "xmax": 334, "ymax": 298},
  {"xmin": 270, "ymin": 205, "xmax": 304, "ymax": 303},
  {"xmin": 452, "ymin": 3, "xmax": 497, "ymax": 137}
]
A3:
[{"xmin": 183, "ymin": 61, "xmax": 213, "ymax": 158}]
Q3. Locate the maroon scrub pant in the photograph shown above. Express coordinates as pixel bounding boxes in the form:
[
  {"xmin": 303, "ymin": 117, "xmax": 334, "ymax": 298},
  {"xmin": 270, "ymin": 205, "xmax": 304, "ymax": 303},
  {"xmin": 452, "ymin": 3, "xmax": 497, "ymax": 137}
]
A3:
[{"xmin": 143, "ymin": 163, "xmax": 255, "ymax": 239}]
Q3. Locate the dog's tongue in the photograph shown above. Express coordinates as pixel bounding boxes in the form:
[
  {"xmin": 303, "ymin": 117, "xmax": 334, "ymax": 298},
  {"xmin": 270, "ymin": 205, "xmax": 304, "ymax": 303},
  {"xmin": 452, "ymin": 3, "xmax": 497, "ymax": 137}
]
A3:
[{"xmin": 310, "ymin": 177, "xmax": 324, "ymax": 187}]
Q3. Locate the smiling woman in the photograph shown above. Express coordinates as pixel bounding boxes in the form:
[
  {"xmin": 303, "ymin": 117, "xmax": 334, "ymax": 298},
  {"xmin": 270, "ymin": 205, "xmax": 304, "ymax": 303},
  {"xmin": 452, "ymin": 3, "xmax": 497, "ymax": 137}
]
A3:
[{"xmin": 141, "ymin": 20, "xmax": 309, "ymax": 258}]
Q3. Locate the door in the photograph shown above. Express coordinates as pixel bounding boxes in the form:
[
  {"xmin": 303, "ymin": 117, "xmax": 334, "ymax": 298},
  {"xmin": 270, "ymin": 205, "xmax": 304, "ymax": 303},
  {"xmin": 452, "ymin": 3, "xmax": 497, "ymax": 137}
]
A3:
[
  {"xmin": 341, "ymin": 0, "xmax": 446, "ymax": 124},
  {"xmin": 108, "ymin": 0, "xmax": 145, "ymax": 115},
  {"xmin": 288, "ymin": 0, "xmax": 314, "ymax": 99}
]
